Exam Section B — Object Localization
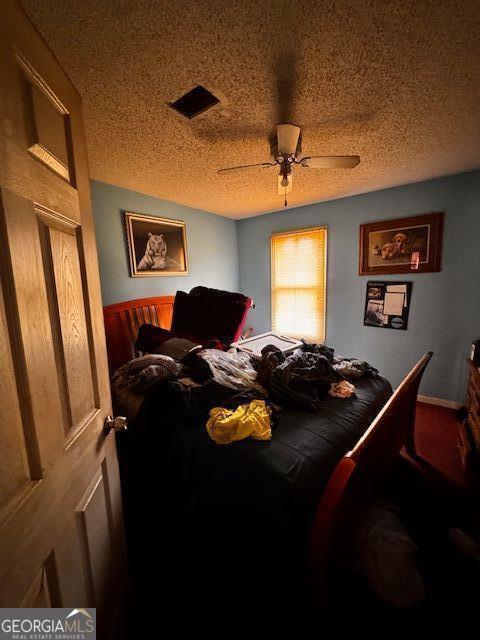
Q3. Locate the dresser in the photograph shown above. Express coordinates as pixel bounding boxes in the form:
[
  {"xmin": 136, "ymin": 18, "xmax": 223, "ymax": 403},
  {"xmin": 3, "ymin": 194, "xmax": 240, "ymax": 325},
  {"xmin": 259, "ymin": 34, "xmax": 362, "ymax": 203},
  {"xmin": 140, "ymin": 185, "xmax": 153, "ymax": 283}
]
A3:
[
  {"xmin": 467, "ymin": 359, "xmax": 480, "ymax": 451},
  {"xmin": 459, "ymin": 360, "xmax": 480, "ymax": 493}
]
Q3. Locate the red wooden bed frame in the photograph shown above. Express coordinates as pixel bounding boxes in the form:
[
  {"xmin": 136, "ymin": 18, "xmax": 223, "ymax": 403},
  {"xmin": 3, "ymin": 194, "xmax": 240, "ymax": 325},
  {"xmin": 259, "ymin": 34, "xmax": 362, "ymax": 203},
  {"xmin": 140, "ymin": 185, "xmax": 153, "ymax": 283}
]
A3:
[
  {"xmin": 102, "ymin": 295, "xmax": 431, "ymax": 603},
  {"xmin": 103, "ymin": 295, "xmax": 175, "ymax": 373},
  {"xmin": 309, "ymin": 351, "xmax": 432, "ymax": 603}
]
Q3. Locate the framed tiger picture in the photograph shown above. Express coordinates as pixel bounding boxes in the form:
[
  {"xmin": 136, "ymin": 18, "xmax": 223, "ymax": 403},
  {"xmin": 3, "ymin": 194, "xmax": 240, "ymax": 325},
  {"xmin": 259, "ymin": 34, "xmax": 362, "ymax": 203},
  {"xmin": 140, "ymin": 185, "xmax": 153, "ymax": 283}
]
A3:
[{"xmin": 125, "ymin": 211, "xmax": 188, "ymax": 277}]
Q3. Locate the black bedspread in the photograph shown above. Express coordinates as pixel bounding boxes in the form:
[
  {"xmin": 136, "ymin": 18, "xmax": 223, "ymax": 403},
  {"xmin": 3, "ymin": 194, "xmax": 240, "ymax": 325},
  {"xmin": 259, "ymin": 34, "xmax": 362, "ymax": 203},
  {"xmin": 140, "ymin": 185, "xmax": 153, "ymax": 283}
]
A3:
[{"xmin": 119, "ymin": 374, "xmax": 391, "ymax": 606}]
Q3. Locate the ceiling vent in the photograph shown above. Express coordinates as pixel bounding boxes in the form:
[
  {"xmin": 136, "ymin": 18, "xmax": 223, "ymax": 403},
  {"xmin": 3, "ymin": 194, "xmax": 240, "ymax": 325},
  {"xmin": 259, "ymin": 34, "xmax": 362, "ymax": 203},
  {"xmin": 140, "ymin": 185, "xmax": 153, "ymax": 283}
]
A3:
[{"xmin": 169, "ymin": 85, "xmax": 219, "ymax": 119}]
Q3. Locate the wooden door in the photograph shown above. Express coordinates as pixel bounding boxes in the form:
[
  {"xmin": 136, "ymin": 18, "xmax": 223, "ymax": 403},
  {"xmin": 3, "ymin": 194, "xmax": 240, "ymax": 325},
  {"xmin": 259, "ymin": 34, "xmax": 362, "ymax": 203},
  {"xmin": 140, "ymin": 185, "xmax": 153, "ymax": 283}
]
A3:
[{"xmin": 0, "ymin": 1, "xmax": 126, "ymax": 636}]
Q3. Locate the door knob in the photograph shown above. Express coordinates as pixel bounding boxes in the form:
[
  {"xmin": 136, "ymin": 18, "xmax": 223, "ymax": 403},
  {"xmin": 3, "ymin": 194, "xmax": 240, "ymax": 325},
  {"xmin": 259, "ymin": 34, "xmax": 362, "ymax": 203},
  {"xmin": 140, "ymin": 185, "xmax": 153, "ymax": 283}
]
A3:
[{"xmin": 104, "ymin": 414, "xmax": 128, "ymax": 434}]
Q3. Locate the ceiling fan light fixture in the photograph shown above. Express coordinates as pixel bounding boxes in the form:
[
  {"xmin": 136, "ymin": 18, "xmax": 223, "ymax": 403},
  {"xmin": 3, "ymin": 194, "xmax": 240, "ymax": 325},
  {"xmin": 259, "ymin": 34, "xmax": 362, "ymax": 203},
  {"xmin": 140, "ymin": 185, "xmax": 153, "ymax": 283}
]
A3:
[{"xmin": 277, "ymin": 173, "xmax": 292, "ymax": 195}]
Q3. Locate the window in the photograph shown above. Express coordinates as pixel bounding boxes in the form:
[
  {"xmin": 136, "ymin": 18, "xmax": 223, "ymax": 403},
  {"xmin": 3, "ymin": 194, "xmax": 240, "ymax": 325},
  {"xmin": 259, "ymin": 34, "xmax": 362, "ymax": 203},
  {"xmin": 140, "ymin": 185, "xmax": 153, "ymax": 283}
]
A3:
[{"xmin": 271, "ymin": 227, "xmax": 327, "ymax": 342}]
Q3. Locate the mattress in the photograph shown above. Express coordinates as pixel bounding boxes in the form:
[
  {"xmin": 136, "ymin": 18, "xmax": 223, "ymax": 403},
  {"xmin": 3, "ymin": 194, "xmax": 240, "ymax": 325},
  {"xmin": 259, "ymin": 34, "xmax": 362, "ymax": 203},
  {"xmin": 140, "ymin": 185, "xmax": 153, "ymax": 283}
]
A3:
[{"xmin": 118, "ymin": 373, "xmax": 392, "ymax": 597}]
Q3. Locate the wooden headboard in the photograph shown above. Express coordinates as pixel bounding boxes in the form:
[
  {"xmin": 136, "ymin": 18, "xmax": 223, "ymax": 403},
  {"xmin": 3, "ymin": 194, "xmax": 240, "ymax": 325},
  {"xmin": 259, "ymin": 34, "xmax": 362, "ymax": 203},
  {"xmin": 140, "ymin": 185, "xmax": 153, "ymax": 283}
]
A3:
[{"xmin": 103, "ymin": 295, "xmax": 175, "ymax": 374}]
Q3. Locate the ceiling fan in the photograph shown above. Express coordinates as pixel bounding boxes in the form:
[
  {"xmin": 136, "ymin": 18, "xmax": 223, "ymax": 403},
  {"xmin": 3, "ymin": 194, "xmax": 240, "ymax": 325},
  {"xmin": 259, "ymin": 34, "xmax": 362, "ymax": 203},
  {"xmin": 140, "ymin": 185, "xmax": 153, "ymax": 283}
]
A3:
[{"xmin": 217, "ymin": 123, "xmax": 360, "ymax": 206}]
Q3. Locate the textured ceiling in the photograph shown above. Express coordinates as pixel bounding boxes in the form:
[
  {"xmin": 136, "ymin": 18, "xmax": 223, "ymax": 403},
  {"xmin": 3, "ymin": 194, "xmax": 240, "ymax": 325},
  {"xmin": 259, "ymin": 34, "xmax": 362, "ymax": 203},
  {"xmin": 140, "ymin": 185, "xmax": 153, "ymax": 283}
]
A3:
[{"xmin": 21, "ymin": 0, "xmax": 480, "ymax": 218}]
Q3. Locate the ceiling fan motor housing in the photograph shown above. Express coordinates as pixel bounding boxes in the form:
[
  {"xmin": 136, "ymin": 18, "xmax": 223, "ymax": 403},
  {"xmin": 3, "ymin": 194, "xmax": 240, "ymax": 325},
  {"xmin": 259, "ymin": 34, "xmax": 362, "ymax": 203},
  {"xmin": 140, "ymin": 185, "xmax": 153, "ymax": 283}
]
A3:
[
  {"xmin": 270, "ymin": 135, "xmax": 302, "ymax": 160},
  {"xmin": 280, "ymin": 159, "xmax": 292, "ymax": 177}
]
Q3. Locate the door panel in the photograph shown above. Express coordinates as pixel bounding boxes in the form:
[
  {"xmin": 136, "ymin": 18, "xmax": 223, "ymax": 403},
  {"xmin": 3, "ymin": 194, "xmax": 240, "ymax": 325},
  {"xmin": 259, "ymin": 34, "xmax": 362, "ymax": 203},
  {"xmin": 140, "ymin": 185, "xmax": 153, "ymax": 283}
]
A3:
[
  {"xmin": 20, "ymin": 559, "xmax": 57, "ymax": 608},
  {"xmin": 0, "ymin": 47, "xmax": 79, "ymax": 219},
  {"xmin": 1, "ymin": 188, "xmax": 66, "ymax": 469},
  {"xmin": 46, "ymin": 222, "xmax": 96, "ymax": 431},
  {"xmin": 0, "ymin": 1, "xmax": 126, "ymax": 634},
  {"xmin": 0, "ymin": 281, "xmax": 30, "ymax": 508},
  {"xmin": 17, "ymin": 51, "xmax": 75, "ymax": 184},
  {"xmin": 54, "ymin": 516, "xmax": 91, "ymax": 608},
  {"xmin": 77, "ymin": 466, "xmax": 114, "ymax": 610}
]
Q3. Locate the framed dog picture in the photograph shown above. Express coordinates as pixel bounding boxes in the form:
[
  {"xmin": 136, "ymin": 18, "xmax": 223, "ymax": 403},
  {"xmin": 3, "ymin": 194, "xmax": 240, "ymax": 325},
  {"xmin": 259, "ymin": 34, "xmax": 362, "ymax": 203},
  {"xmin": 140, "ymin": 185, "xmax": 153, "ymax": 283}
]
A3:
[
  {"xmin": 125, "ymin": 211, "xmax": 188, "ymax": 277},
  {"xmin": 359, "ymin": 212, "xmax": 443, "ymax": 275}
]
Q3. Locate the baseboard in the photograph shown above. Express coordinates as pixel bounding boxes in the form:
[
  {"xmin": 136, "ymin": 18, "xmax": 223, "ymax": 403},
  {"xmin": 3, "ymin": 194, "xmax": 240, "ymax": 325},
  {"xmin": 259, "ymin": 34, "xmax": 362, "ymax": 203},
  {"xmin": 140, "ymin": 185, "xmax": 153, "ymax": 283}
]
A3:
[{"xmin": 417, "ymin": 394, "xmax": 462, "ymax": 410}]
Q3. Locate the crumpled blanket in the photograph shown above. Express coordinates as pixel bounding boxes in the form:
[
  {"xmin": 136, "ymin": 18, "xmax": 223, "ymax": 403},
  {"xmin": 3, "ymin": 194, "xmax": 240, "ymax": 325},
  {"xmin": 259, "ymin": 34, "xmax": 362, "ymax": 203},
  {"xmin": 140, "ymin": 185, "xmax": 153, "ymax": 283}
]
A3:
[
  {"xmin": 114, "ymin": 386, "xmax": 146, "ymax": 422},
  {"xmin": 198, "ymin": 348, "xmax": 257, "ymax": 390},
  {"xmin": 355, "ymin": 500, "xmax": 426, "ymax": 607},
  {"xmin": 158, "ymin": 379, "xmax": 267, "ymax": 419},
  {"xmin": 256, "ymin": 344, "xmax": 286, "ymax": 388},
  {"xmin": 269, "ymin": 351, "xmax": 344, "ymax": 411},
  {"xmin": 301, "ymin": 340, "xmax": 335, "ymax": 363},
  {"xmin": 112, "ymin": 354, "xmax": 182, "ymax": 394},
  {"xmin": 206, "ymin": 399, "xmax": 272, "ymax": 444},
  {"xmin": 334, "ymin": 357, "xmax": 379, "ymax": 379}
]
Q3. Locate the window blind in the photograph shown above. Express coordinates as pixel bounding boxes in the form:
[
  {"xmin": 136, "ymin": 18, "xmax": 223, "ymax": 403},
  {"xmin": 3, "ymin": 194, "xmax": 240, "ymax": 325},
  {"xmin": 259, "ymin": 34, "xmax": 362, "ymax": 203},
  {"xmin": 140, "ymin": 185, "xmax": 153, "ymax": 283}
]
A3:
[{"xmin": 271, "ymin": 227, "xmax": 327, "ymax": 342}]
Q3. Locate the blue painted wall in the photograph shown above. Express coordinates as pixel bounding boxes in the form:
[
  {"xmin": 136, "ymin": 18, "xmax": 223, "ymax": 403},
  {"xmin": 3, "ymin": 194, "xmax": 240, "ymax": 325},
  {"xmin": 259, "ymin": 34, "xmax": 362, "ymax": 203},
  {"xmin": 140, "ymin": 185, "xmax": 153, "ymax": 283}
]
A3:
[
  {"xmin": 91, "ymin": 180, "xmax": 239, "ymax": 306},
  {"xmin": 238, "ymin": 171, "xmax": 480, "ymax": 404},
  {"xmin": 91, "ymin": 173, "xmax": 479, "ymax": 403}
]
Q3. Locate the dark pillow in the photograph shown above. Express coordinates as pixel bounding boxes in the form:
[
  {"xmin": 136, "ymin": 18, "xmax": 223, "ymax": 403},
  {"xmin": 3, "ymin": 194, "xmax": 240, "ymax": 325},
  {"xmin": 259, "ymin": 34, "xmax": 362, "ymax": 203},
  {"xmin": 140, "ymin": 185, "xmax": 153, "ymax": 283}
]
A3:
[
  {"xmin": 171, "ymin": 287, "xmax": 251, "ymax": 345},
  {"xmin": 135, "ymin": 323, "xmax": 229, "ymax": 355},
  {"xmin": 135, "ymin": 324, "xmax": 174, "ymax": 353}
]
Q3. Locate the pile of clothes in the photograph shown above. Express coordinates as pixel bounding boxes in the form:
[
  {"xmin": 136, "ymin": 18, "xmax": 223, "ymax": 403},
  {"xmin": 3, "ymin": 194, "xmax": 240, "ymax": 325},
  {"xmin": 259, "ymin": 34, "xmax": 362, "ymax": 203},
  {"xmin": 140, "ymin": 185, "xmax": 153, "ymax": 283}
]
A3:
[
  {"xmin": 259, "ymin": 344, "xmax": 345, "ymax": 411},
  {"xmin": 112, "ymin": 338, "xmax": 379, "ymax": 445}
]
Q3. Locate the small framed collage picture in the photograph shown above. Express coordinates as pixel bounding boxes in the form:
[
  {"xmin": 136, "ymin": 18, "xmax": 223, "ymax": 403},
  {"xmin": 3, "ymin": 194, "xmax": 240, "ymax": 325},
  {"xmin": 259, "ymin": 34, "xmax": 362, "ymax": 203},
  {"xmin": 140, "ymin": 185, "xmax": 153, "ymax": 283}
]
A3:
[{"xmin": 364, "ymin": 281, "xmax": 413, "ymax": 330}]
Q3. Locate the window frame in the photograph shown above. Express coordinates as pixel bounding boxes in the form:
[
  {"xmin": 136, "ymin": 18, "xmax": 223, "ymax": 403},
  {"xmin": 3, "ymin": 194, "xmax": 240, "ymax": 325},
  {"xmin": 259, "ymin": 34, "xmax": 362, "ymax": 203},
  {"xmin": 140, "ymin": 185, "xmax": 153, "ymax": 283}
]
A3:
[{"xmin": 270, "ymin": 225, "xmax": 328, "ymax": 342}]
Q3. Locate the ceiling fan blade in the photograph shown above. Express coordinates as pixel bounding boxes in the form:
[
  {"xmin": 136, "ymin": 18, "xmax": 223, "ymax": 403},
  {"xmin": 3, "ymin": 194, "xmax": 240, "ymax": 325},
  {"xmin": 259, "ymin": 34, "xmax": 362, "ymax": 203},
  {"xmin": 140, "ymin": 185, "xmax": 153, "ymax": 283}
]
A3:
[
  {"xmin": 277, "ymin": 123, "xmax": 301, "ymax": 155},
  {"xmin": 217, "ymin": 162, "xmax": 273, "ymax": 175},
  {"xmin": 300, "ymin": 155, "xmax": 360, "ymax": 169},
  {"xmin": 277, "ymin": 173, "xmax": 292, "ymax": 195}
]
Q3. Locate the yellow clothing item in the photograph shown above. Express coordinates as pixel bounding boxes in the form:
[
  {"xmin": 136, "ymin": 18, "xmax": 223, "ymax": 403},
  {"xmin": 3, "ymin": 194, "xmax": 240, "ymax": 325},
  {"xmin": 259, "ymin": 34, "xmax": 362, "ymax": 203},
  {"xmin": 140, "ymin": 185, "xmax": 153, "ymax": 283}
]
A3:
[{"xmin": 206, "ymin": 399, "xmax": 272, "ymax": 445}]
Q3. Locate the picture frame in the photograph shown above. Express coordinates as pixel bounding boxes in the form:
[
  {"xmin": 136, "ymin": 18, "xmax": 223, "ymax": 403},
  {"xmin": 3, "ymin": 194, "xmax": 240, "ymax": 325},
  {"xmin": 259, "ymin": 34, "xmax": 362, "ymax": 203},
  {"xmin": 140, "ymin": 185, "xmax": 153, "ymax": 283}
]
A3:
[
  {"xmin": 125, "ymin": 211, "xmax": 188, "ymax": 277},
  {"xmin": 359, "ymin": 212, "xmax": 443, "ymax": 275}
]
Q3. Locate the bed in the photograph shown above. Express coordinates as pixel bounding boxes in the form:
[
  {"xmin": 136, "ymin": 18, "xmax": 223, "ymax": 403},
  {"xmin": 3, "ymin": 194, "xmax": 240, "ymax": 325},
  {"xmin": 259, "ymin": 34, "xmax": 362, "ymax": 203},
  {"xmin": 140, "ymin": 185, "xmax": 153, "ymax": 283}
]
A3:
[{"xmin": 103, "ymin": 293, "xmax": 393, "ymax": 608}]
